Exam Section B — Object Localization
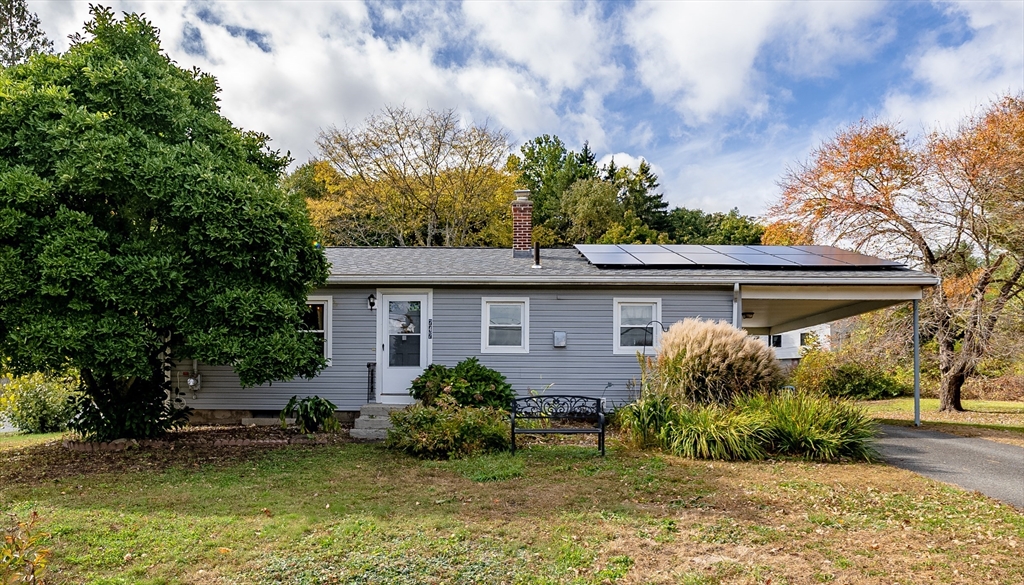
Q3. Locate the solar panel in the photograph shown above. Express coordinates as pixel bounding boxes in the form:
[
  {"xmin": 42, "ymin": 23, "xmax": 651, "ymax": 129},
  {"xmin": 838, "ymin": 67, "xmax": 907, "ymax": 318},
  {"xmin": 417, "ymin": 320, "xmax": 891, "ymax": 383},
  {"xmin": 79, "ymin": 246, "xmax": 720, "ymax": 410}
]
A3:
[
  {"xmin": 573, "ymin": 244, "xmax": 904, "ymax": 269},
  {"xmin": 660, "ymin": 244, "xmax": 715, "ymax": 256},
  {"xmin": 724, "ymin": 254, "xmax": 799, "ymax": 266},
  {"xmin": 702, "ymin": 245, "xmax": 770, "ymax": 255},
  {"xmin": 628, "ymin": 252, "xmax": 696, "ymax": 266},
  {"xmin": 816, "ymin": 254, "xmax": 904, "ymax": 267},
  {"xmin": 579, "ymin": 252, "xmax": 644, "ymax": 266},
  {"xmin": 575, "ymin": 244, "xmax": 632, "ymax": 254},
  {"xmin": 672, "ymin": 252, "xmax": 749, "ymax": 266}
]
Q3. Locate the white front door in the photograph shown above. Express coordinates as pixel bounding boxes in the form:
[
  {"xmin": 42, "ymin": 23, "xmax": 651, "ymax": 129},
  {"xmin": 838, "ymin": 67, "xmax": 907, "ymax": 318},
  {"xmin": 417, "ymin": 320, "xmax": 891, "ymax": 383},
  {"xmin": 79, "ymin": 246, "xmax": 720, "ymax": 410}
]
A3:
[{"xmin": 378, "ymin": 292, "xmax": 430, "ymax": 403}]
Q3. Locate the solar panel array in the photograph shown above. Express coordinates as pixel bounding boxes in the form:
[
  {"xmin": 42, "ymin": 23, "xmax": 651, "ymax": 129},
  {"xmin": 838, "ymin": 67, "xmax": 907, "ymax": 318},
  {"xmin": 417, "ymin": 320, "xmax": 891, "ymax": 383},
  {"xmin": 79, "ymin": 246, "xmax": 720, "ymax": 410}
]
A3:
[{"xmin": 574, "ymin": 244, "xmax": 905, "ymax": 269}]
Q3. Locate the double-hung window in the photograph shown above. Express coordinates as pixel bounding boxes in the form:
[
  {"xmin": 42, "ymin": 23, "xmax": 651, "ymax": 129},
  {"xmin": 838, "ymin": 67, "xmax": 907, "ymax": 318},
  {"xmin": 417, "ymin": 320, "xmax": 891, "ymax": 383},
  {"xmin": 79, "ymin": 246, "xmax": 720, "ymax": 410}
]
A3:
[
  {"xmin": 481, "ymin": 298, "xmax": 529, "ymax": 353},
  {"xmin": 613, "ymin": 298, "xmax": 661, "ymax": 354},
  {"xmin": 303, "ymin": 296, "xmax": 333, "ymax": 365}
]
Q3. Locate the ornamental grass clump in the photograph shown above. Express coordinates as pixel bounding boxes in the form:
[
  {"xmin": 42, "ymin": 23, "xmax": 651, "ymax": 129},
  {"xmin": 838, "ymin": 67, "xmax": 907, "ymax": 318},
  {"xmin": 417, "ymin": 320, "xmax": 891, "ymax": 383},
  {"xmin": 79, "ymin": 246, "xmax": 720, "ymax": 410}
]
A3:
[
  {"xmin": 737, "ymin": 391, "xmax": 878, "ymax": 462},
  {"xmin": 642, "ymin": 319, "xmax": 782, "ymax": 405},
  {"xmin": 617, "ymin": 396, "xmax": 768, "ymax": 461}
]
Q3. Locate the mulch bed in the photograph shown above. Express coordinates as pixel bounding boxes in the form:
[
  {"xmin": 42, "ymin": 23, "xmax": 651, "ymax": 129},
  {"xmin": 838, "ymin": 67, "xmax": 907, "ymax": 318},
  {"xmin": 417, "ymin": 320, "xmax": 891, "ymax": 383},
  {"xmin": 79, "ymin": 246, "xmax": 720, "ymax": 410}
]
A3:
[{"xmin": 1, "ymin": 425, "xmax": 353, "ymax": 486}]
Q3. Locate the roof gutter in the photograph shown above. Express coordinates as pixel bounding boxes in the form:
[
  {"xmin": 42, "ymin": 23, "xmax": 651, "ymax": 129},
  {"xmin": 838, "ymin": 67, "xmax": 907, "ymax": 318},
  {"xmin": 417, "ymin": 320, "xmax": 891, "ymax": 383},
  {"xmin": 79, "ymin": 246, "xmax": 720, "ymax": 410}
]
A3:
[{"xmin": 325, "ymin": 274, "xmax": 939, "ymax": 287}]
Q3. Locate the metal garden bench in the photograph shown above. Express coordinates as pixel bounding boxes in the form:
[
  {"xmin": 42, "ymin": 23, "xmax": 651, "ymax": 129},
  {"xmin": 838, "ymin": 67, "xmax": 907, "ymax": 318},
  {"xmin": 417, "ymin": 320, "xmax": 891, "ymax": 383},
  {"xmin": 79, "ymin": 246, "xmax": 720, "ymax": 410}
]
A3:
[{"xmin": 510, "ymin": 395, "xmax": 606, "ymax": 456}]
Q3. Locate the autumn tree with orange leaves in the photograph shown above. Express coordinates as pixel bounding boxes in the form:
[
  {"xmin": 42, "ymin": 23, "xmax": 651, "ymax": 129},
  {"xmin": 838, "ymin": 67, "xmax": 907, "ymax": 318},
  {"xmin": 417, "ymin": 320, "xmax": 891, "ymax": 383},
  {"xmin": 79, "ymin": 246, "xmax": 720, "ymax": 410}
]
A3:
[{"xmin": 770, "ymin": 94, "xmax": 1024, "ymax": 412}]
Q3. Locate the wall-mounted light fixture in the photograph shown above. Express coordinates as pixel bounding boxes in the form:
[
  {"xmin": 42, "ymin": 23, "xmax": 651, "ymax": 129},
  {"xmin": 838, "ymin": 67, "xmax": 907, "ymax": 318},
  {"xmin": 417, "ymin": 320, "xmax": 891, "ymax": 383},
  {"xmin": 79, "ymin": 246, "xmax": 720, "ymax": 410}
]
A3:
[
  {"xmin": 367, "ymin": 294, "xmax": 376, "ymax": 310},
  {"xmin": 742, "ymin": 312, "xmax": 754, "ymax": 319}
]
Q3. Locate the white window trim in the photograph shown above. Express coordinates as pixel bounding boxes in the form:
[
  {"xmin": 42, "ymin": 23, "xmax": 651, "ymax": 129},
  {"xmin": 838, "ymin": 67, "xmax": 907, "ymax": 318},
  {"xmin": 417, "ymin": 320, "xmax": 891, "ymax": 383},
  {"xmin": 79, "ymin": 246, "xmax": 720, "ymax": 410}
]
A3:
[
  {"xmin": 481, "ymin": 297, "xmax": 530, "ymax": 354},
  {"xmin": 613, "ymin": 297, "xmax": 662, "ymax": 355},
  {"xmin": 306, "ymin": 295, "xmax": 333, "ymax": 366}
]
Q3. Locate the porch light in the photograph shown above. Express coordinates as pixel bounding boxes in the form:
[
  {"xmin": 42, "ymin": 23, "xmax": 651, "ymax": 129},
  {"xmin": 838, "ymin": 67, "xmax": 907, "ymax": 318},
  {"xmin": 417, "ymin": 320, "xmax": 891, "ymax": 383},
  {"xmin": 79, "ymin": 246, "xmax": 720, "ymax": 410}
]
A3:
[{"xmin": 367, "ymin": 294, "xmax": 376, "ymax": 310}]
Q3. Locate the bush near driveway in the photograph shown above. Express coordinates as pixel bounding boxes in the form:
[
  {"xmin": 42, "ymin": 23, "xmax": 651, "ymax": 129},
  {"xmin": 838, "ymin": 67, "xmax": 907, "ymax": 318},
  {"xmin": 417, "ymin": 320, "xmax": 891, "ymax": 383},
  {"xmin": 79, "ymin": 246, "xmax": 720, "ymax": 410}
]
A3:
[{"xmin": 618, "ymin": 391, "xmax": 876, "ymax": 462}]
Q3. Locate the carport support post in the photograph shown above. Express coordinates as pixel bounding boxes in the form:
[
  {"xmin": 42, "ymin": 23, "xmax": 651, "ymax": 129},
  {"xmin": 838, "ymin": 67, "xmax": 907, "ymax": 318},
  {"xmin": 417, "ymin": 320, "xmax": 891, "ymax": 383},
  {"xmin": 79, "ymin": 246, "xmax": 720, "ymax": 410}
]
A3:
[{"xmin": 914, "ymin": 299, "xmax": 921, "ymax": 427}]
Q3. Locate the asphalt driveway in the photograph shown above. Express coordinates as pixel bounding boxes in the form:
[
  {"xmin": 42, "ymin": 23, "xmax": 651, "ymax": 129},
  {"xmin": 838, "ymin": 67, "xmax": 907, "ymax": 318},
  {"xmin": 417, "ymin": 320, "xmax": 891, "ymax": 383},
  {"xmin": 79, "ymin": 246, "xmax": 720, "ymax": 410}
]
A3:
[{"xmin": 876, "ymin": 424, "xmax": 1024, "ymax": 509}]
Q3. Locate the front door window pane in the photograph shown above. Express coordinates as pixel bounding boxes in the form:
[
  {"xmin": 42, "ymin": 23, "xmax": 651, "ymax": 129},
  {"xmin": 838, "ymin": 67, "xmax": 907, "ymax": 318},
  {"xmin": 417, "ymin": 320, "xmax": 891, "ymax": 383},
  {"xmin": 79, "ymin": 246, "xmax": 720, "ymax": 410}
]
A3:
[{"xmin": 388, "ymin": 300, "xmax": 421, "ymax": 367}]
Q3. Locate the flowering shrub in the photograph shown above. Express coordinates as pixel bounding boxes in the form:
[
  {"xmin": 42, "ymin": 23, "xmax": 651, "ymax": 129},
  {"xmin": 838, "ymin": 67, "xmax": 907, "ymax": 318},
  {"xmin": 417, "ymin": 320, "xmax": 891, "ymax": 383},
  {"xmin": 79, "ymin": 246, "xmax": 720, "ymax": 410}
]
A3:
[{"xmin": 409, "ymin": 358, "xmax": 514, "ymax": 409}]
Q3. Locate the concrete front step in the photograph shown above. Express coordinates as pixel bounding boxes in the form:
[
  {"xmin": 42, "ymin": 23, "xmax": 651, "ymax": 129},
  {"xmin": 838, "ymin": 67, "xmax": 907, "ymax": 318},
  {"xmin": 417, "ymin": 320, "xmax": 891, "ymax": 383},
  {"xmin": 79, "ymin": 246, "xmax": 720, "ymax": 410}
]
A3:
[
  {"xmin": 360, "ymin": 403, "xmax": 407, "ymax": 417},
  {"xmin": 349, "ymin": 402, "xmax": 409, "ymax": 441},
  {"xmin": 352, "ymin": 417, "xmax": 394, "ymax": 430},
  {"xmin": 350, "ymin": 427, "xmax": 389, "ymax": 440}
]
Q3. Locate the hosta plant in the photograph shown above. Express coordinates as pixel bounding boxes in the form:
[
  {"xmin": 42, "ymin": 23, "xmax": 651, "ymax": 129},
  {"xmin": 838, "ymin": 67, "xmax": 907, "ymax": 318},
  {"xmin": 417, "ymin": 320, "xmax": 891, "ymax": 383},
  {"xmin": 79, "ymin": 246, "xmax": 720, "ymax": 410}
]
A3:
[{"xmin": 281, "ymin": 395, "xmax": 340, "ymax": 434}]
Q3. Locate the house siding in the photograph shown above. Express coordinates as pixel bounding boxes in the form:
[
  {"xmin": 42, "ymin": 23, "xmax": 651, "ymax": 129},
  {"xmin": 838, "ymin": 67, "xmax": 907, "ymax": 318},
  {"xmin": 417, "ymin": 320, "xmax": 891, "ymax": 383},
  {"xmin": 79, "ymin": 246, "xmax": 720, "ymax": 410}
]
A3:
[{"xmin": 173, "ymin": 285, "xmax": 732, "ymax": 412}]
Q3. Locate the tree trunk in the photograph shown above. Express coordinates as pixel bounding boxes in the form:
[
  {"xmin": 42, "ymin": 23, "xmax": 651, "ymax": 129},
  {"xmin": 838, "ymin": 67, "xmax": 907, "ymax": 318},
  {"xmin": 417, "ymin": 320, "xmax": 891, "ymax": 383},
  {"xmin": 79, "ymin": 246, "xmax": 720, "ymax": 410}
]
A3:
[{"xmin": 938, "ymin": 368, "xmax": 966, "ymax": 412}]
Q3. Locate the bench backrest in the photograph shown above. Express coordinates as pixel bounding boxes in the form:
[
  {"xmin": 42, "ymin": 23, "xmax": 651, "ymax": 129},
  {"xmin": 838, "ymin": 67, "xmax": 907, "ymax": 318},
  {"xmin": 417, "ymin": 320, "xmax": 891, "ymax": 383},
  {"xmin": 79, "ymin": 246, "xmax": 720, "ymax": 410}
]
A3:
[{"xmin": 512, "ymin": 395, "xmax": 605, "ymax": 420}]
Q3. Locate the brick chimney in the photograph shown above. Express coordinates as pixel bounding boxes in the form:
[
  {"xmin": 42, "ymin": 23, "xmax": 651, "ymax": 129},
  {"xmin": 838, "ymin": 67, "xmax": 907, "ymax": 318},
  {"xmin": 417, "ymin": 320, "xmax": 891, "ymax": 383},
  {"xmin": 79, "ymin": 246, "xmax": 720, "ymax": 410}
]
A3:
[{"xmin": 512, "ymin": 189, "xmax": 532, "ymax": 258}]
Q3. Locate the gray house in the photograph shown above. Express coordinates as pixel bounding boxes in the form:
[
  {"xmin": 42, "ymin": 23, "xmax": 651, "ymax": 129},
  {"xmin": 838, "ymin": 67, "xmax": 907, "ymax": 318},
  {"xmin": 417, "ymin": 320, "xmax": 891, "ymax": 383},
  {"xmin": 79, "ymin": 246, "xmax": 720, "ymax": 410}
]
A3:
[{"xmin": 177, "ymin": 193, "xmax": 937, "ymax": 426}]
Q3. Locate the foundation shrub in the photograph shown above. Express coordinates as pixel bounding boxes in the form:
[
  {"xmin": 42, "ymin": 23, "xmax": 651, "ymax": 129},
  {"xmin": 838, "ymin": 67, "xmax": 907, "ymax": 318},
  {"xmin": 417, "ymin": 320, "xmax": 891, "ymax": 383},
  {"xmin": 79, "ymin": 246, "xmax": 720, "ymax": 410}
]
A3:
[
  {"xmin": 409, "ymin": 358, "xmax": 515, "ymax": 410},
  {"xmin": 642, "ymin": 319, "xmax": 782, "ymax": 405},
  {"xmin": 0, "ymin": 370, "xmax": 80, "ymax": 434},
  {"xmin": 791, "ymin": 349, "xmax": 907, "ymax": 400},
  {"xmin": 385, "ymin": 395, "xmax": 509, "ymax": 459}
]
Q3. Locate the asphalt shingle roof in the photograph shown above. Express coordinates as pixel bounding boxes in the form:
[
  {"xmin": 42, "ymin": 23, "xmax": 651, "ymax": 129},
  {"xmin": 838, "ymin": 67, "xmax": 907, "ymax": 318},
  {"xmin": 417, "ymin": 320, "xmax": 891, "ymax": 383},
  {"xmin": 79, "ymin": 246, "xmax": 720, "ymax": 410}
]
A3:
[{"xmin": 324, "ymin": 247, "xmax": 938, "ymax": 287}]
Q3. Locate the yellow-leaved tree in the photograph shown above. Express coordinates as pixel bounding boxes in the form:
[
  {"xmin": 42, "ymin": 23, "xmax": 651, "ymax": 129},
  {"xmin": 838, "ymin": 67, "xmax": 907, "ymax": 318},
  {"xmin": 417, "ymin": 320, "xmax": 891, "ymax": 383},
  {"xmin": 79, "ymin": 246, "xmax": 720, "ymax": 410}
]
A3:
[{"xmin": 312, "ymin": 106, "xmax": 518, "ymax": 247}]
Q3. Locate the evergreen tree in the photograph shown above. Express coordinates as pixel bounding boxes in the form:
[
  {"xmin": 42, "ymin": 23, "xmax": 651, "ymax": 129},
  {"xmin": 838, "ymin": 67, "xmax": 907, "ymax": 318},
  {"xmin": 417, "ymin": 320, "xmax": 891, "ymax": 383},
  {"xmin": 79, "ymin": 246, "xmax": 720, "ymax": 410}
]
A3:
[
  {"xmin": 0, "ymin": 0, "xmax": 53, "ymax": 67},
  {"xmin": 608, "ymin": 160, "xmax": 669, "ymax": 230},
  {"xmin": 512, "ymin": 135, "xmax": 600, "ymax": 235}
]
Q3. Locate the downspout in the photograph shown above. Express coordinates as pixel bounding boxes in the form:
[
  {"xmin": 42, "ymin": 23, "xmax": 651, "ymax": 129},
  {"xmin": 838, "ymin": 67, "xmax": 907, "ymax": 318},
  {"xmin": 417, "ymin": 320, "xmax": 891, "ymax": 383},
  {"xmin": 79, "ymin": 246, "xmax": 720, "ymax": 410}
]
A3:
[{"xmin": 732, "ymin": 283, "xmax": 742, "ymax": 329}]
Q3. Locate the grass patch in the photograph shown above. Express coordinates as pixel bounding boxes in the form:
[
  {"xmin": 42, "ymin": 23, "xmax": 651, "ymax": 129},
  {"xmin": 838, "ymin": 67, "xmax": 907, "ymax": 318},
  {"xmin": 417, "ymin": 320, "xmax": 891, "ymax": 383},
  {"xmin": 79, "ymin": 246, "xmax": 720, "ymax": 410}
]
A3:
[
  {"xmin": 1, "ymin": 429, "xmax": 1023, "ymax": 584},
  {"xmin": 864, "ymin": 398, "xmax": 1024, "ymax": 416},
  {"xmin": 442, "ymin": 452, "xmax": 525, "ymax": 482},
  {"xmin": 864, "ymin": 398, "xmax": 1024, "ymax": 447},
  {"xmin": 0, "ymin": 431, "xmax": 63, "ymax": 449}
]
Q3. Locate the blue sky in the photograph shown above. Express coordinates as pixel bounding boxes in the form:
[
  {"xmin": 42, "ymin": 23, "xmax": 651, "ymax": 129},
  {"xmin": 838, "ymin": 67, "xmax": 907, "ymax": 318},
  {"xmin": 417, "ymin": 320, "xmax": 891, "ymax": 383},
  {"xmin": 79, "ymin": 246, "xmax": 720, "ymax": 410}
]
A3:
[{"xmin": 32, "ymin": 1, "xmax": 1024, "ymax": 215}]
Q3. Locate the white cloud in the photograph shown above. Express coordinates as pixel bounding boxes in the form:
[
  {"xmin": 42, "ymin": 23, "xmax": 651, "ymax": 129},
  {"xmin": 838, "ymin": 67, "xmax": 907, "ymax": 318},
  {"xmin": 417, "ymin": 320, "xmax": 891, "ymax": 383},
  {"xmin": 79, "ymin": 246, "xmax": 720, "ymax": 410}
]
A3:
[
  {"xmin": 624, "ymin": 1, "xmax": 888, "ymax": 123},
  {"xmin": 462, "ymin": 1, "xmax": 619, "ymax": 94},
  {"xmin": 883, "ymin": 0, "xmax": 1024, "ymax": 131}
]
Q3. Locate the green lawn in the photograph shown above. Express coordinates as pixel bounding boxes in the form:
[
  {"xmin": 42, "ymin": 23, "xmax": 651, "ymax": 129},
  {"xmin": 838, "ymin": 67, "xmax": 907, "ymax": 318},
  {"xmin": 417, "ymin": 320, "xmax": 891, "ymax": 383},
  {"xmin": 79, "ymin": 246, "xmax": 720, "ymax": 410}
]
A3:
[
  {"xmin": 0, "ymin": 431, "xmax": 63, "ymax": 449},
  {"xmin": 863, "ymin": 397, "xmax": 1024, "ymax": 416},
  {"xmin": 3, "ymin": 435, "xmax": 1023, "ymax": 584}
]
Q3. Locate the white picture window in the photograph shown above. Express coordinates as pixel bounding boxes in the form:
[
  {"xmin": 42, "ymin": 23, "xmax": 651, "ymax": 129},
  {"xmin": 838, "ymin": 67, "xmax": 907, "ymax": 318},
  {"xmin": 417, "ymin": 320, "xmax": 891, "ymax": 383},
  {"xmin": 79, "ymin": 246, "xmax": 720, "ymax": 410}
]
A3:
[
  {"xmin": 614, "ymin": 298, "xmax": 661, "ymax": 355},
  {"xmin": 481, "ymin": 298, "xmax": 529, "ymax": 353},
  {"xmin": 303, "ymin": 296, "xmax": 332, "ymax": 365}
]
